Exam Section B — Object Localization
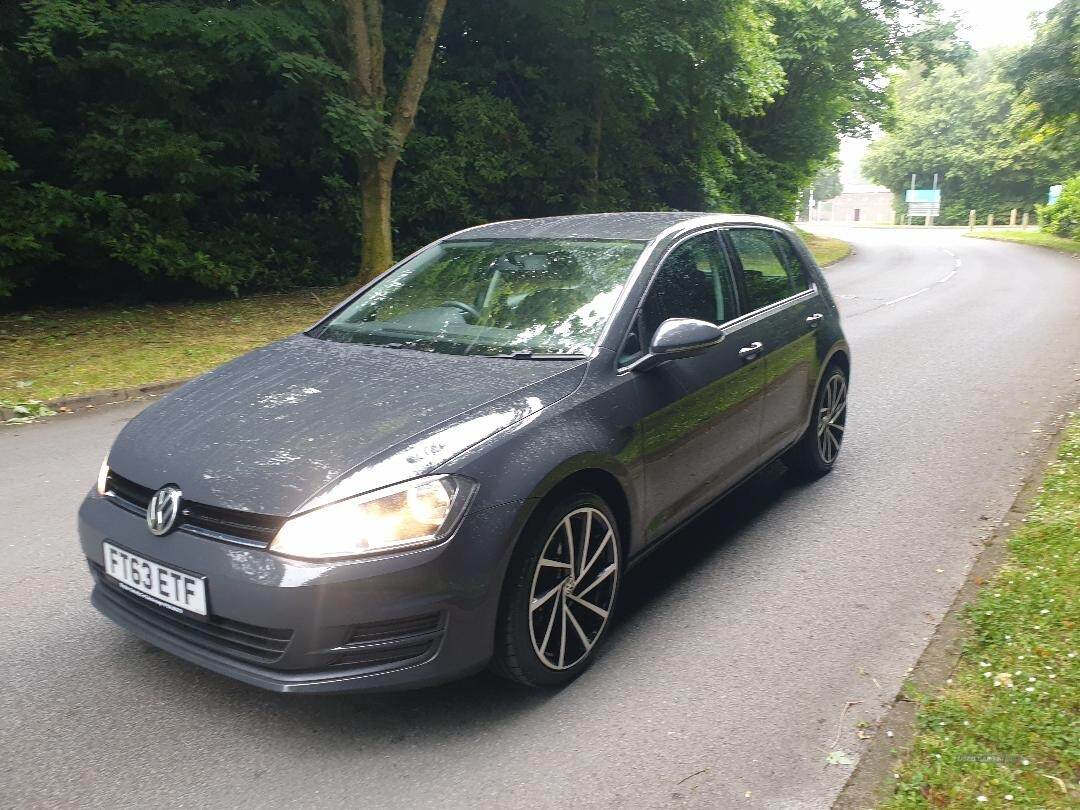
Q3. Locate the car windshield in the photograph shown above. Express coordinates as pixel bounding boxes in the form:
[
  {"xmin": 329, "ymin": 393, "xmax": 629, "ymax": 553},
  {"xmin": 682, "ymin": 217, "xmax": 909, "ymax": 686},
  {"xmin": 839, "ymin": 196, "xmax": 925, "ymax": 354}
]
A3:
[{"xmin": 316, "ymin": 238, "xmax": 646, "ymax": 357}]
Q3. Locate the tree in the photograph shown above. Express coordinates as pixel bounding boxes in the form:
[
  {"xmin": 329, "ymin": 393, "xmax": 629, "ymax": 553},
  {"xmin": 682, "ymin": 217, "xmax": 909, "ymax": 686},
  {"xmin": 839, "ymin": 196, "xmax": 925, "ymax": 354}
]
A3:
[
  {"xmin": 390, "ymin": 0, "xmax": 788, "ymax": 245},
  {"xmin": 0, "ymin": 0, "xmax": 361, "ymax": 301},
  {"xmin": 863, "ymin": 51, "xmax": 1080, "ymax": 223},
  {"xmin": 1007, "ymin": 0, "xmax": 1079, "ymax": 125},
  {"xmin": 798, "ymin": 161, "xmax": 843, "ymax": 219},
  {"xmin": 813, "ymin": 163, "xmax": 844, "ymax": 202},
  {"xmin": 731, "ymin": 0, "xmax": 969, "ymax": 219},
  {"xmin": 342, "ymin": 0, "xmax": 447, "ymax": 282},
  {"xmin": 0, "ymin": 0, "xmax": 968, "ymax": 305}
]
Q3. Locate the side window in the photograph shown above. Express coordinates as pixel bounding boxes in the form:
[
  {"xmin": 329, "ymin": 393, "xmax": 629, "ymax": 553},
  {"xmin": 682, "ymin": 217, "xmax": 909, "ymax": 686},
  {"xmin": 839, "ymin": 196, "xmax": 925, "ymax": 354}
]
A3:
[
  {"xmin": 772, "ymin": 233, "xmax": 811, "ymax": 294},
  {"xmin": 728, "ymin": 228, "xmax": 806, "ymax": 311},
  {"xmin": 636, "ymin": 232, "xmax": 736, "ymax": 352}
]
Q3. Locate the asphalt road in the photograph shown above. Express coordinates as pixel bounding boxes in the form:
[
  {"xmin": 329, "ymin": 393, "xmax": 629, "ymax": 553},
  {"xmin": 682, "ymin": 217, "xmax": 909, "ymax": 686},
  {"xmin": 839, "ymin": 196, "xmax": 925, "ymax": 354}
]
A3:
[{"xmin": 2, "ymin": 228, "xmax": 1078, "ymax": 809}]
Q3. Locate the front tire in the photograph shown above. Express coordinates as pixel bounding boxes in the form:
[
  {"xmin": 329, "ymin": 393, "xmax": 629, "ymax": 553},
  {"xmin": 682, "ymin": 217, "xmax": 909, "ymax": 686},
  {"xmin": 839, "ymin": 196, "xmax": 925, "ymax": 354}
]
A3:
[
  {"xmin": 785, "ymin": 362, "xmax": 848, "ymax": 478},
  {"xmin": 492, "ymin": 493, "xmax": 622, "ymax": 687}
]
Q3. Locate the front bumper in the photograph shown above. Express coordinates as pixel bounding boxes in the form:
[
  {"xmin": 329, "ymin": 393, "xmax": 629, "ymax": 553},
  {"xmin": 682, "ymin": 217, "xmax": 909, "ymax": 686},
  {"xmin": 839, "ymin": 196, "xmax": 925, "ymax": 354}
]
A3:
[{"xmin": 78, "ymin": 491, "xmax": 523, "ymax": 693}]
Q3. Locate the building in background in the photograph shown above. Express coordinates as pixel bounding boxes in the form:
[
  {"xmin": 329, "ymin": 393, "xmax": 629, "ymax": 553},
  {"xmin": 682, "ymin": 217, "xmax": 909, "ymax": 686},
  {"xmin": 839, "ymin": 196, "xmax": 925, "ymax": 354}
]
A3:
[{"xmin": 813, "ymin": 184, "xmax": 895, "ymax": 223}]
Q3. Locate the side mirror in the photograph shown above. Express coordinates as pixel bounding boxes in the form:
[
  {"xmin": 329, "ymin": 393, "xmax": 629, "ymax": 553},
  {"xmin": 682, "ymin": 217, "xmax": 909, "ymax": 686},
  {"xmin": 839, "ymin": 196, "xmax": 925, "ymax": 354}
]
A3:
[{"xmin": 625, "ymin": 317, "xmax": 724, "ymax": 373}]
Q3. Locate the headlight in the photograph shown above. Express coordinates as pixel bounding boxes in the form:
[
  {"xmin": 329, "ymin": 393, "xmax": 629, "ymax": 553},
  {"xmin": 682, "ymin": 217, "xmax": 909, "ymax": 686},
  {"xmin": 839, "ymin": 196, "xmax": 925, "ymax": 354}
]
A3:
[
  {"xmin": 270, "ymin": 475, "xmax": 475, "ymax": 560},
  {"xmin": 96, "ymin": 455, "xmax": 110, "ymax": 496}
]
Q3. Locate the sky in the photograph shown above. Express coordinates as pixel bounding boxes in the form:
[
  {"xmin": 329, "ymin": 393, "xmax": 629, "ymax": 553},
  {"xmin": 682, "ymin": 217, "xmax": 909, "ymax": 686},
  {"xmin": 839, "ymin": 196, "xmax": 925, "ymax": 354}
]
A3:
[{"xmin": 839, "ymin": 0, "xmax": 1058, "ymax": 188}]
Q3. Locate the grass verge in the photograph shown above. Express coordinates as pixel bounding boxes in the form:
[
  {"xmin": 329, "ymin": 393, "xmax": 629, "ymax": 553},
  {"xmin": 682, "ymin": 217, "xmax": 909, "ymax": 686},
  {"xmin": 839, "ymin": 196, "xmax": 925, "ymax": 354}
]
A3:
[
  {"xmin": 966, "ymin": 230, "xmax": 1080, "ymax": 256},
  {"xmin": 1, "ymin": 234, "xmax": 851, "ymax": 408},
  {"xmin": 798, "ymin": 227, "xmax": 853, "ymax": 266},
  {"xmin": 0, "ymin": 286, "xmax": 350, "ymax": 404},
  {"xmin": 881, "ymin": 413, "xmax": 1080, "ymax": 808}
]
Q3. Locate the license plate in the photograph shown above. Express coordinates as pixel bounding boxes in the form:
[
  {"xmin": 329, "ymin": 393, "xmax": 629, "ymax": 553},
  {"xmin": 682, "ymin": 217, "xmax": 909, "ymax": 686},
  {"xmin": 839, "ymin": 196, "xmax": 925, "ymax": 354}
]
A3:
[{"xmin": 102, "ymin": 542, "xmax": 207, "ymax": 616}]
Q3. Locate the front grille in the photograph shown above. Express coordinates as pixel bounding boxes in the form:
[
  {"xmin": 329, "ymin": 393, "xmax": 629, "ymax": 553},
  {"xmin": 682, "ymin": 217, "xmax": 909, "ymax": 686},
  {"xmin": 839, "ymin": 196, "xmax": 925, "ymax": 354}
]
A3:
[
  {"xmin": 105, "ymin": 471, "xmax": 283, "ymax": 548},
  {"xmin": 346, "ymin": 613, "xmax": 441, "ymax": 645},
  {"xmin": 334, "ymin": 641, "xmax": 436, "ymax": 668},
  {"xmin": 91, "ymin": 562, "xmax": 293, "ymax": 664},
  {"xmin": 108, "ymin": 473, "xmax": 154, "ymax": 507},
  {"xmin": 331, "ymin": 613, "xmax": 444, "ymax": 669}
]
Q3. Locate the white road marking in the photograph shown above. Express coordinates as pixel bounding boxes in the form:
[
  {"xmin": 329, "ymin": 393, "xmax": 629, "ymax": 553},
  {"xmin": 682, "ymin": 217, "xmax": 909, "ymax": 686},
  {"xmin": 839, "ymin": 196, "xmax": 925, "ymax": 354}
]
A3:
[
  {"xmin": 882, "ymin": 249, "xmax": 960, "ymax": 306},
  {"xmin": 883, "ymin": 286, "xmax": 931, "ymax": 306}
]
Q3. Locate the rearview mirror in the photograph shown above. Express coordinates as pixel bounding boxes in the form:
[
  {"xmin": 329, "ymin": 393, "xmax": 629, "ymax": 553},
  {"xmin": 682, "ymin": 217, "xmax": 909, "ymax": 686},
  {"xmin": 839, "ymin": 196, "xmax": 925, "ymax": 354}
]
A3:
[{"xmin": 625, "ymin": 317, "xmax": 724, "ymax": 373}]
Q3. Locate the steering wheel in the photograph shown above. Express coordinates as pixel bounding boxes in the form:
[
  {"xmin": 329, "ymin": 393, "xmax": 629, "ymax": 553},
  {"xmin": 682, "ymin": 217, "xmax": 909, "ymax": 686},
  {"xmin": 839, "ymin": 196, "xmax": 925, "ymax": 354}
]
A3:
[{"xmin": 440, "ymin": 300, "xmax": 481, "ymax": 322}]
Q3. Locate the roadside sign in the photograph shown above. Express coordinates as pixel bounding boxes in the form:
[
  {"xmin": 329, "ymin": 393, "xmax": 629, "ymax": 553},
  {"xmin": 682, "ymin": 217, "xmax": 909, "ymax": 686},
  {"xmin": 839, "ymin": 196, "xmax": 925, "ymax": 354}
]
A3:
[
  {"xmin": 908, "ymin": 202, "xmax": 940, "ymax": 216},
  {"xmin": 1049, "ymin": 185, "xmax": 1063, "ymax": 205},
  {"xmin": 906, "ymin": 189, "xmax": 941, "ymax": 217},
  {"xmin": 905, "ymin": 189, "xmax": 941, "ymax": 204}
]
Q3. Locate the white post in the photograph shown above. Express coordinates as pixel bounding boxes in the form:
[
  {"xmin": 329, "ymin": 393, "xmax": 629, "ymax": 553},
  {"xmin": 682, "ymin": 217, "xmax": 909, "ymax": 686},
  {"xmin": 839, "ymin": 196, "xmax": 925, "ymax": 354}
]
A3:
[{"xmin": 969, "ymin": 210, "xmax": 976, "ymax": 231}]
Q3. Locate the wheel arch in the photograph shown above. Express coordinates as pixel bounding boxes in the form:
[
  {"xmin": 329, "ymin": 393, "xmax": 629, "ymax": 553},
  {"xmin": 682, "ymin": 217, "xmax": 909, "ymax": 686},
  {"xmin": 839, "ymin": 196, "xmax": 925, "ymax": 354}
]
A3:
[
  {"xmin": 826, "ymin": 345, "xmax": 851, "ymax": 381},
  {"xmin": 507, "ymin": 458, "xmax": 637, "ymax": 566},
  {"xmin": 795, "ymin": 342, "xmax": 850, "ymax": 439}
]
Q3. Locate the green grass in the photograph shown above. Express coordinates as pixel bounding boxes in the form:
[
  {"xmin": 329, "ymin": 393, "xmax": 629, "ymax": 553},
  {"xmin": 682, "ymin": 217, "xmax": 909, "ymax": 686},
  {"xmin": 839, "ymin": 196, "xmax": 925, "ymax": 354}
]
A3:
[
  {"xmin": 881, "ymin": 414, "xmax": 1080, "ymax": 809},
  {"xmin": 966, "ymin": 230, "xmax": 1080, "ymax": 256},
  {"xmin": 0, "ymin": 286, "xmax": 352, "ymax": 404},
  {"xmin": 798, "ymin": 227, "xmax": 853, "ymax": 266},
  {"xmin": 0, "ymin": 232, "xmax": 851, "ymax": 407}
]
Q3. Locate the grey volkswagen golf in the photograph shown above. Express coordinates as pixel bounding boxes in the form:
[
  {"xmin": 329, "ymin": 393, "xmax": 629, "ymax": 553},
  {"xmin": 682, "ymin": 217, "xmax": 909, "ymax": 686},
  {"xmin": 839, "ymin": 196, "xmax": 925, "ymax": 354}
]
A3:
[{"xmin": 80, "ymin": 212, "xmax": 849, "ymax": 692}]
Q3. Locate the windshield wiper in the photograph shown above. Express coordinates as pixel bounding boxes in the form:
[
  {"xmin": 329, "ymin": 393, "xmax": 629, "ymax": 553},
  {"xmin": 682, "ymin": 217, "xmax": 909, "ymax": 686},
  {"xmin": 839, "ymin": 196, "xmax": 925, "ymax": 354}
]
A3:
[{"xmin": 486, "ymin": 351, "xmax": 589, "ymax": 360}]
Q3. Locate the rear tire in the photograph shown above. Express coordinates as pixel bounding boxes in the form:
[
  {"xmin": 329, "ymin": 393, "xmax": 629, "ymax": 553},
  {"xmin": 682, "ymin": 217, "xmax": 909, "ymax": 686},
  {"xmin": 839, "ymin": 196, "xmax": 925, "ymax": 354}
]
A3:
[
  {"xmin": 784, "ymin": 361, "xmax": 848, "ymax": 478},
  {"xmin": 492, "ymin": 492, "xmax": 622, "ymax": 687}
]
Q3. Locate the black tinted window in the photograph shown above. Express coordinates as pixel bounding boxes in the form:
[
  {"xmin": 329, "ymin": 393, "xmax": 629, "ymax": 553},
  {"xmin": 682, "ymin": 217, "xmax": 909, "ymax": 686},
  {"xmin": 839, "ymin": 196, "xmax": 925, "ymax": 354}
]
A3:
[
  {"xmin": 773, "ymin": 233, "xmax": 810, "ymax": 294},
  {"xmin": 729, "ymin": 229, "xmax": 807, "ymax": 310},
  {"xmin": 639, "ymin": 232, "xmax": 736, "ymax": 348}
]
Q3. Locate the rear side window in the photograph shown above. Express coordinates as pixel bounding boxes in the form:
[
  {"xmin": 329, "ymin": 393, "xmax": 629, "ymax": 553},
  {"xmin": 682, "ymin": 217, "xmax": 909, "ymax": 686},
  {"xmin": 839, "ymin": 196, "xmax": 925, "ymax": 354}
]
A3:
[
  {"xmin": 772, "ymin": 233, "xmax": 811, "ymax": 293},
  {"xmin": 728, "ymin": 228, "xmax": 808, "ymax": 311}
]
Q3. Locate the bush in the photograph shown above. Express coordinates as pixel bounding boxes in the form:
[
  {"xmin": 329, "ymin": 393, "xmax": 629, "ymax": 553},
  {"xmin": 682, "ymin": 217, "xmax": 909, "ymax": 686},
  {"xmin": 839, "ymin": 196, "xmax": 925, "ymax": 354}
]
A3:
[
  {"xmin": 1039, "ymin": 174, "xmax": 1080, "ymax": 239},
  {"xmin": 0, "ymin": 2, "xmax": 360, "ymax": 305}
]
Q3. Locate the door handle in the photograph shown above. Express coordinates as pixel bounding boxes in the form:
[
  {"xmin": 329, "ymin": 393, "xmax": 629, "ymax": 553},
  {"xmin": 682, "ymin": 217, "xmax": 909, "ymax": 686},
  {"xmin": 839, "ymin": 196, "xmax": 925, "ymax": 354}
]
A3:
[
  {"xmin": 738, "ymin": 341, "xmax": 764, "ymax": 361},
  {"xmin": 806, "ymin": 313, "xmax": 824, "ymax": 326}
]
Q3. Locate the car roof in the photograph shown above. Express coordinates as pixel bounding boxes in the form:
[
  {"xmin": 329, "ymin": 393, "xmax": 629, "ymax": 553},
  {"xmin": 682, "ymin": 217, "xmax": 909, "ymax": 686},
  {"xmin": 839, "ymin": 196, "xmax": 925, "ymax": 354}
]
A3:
[{"xmin": 447, "ymin": 212, "xmax": 794, "ymax": 243}]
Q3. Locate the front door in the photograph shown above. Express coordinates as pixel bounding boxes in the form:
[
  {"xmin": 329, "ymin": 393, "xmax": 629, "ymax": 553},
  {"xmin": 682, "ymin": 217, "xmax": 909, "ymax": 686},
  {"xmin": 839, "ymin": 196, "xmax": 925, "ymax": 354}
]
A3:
[{"xmin": 628, "ymin": 230, "xmax": 766, "ymax": 540}]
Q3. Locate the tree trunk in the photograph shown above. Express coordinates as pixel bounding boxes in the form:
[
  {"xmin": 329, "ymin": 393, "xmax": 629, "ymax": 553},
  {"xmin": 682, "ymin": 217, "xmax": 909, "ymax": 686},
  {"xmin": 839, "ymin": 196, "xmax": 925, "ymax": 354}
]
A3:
[
  {"xmin": 344, "ymin": 0, "xmax": 448, "ymax": 284},
  {"xmin": 587, "ymin": 105, "xmax": 602, "ymax": 209},
  {"xmin": 359, "ymin": 160, "xmax": 394, "ymax": 283},
  {"xmin": 584, "ymin": 0, "xmax": 601, "ymax": 210}
]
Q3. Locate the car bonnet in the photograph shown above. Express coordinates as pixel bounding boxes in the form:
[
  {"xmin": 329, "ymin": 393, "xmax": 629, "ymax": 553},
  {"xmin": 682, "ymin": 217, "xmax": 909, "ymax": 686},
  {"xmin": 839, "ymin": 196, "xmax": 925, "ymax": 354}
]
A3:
[{"xmin": 107, "ymin": 334, "xmax": 587, "ymax": 515}]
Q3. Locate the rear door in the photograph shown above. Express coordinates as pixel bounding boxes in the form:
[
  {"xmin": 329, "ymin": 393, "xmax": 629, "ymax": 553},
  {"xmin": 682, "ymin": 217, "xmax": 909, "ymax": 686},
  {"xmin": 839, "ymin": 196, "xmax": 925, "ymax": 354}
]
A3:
[
  {"xmin": 724, "ymin": 228, "xmax": 824, "ymax": 460},
  {"xmin": 626, "ymin": 230, "xmax": 766, "ymax": 540}
]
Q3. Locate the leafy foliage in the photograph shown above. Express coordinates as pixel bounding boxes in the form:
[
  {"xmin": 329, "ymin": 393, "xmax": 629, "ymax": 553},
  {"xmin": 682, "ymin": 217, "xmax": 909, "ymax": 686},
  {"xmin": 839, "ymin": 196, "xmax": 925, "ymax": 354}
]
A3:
[
  {"xmin": 0, "ymin": 399, "xmax": 56, "ymax": 423},
  {"xmin": 1040, "ymin": 173, "xmax": 1080, "ymax": 238},
  {"xmin": 1, "ymin": 0, "xmax": 961, "ymax": 304},
  {"xmin": 1006, "ymin": 0, "xmax": 1080, "ymax": 126},
  {"xmin": 0, "ymin": 0, "xmax": 361, "ymax": 301},
  {"xmin": 798, "ymin": 160, "xmax": 843, "ymax": 219},
  {"xmin": 863, "ymin": 50, "xmax": 1080, "ymax": 224},
  {"xmin": 732, "ymin": 0, "xmax": 968, "ymax": 218}
]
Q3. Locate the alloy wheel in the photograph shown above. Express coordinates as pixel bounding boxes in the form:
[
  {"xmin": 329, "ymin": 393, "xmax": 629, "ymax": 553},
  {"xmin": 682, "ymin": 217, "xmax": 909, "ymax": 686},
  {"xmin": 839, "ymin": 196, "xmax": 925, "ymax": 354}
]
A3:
[
  {"xmin": 816, "ymin": 372, "xmax": 847, "ymax": 464},
  {"xmin": 528, "ymin": 506, "xmax": 619, "ymax": 670}
]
